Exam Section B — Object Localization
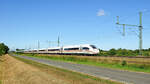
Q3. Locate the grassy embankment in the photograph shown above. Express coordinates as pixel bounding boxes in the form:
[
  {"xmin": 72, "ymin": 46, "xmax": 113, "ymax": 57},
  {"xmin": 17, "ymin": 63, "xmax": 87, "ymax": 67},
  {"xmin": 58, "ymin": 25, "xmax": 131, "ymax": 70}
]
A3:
[
  {"xmin": 15, "ymin": 53, "xmax": 150, "ymax": 73},
  {"xmin": 13, "ymin": 55, "xmax": 122, "ymax": 84},
  {"xmin": 0, "ymin": 56, "xmax": 4, "ymax": 84}
]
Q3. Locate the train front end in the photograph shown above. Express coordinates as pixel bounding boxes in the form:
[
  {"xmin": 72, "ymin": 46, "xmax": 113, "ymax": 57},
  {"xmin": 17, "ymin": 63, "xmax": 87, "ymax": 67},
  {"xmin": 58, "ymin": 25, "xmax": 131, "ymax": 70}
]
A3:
[{"xmin": 90, "ymin": 45, "xmax": 100, "ymax": 54}]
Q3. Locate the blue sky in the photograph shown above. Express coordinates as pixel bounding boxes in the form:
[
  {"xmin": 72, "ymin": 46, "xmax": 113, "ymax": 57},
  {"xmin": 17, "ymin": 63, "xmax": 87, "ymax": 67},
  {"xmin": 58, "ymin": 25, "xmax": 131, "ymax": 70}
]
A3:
[{"xmin": 0, "ymin": 0, "xmax": 150, "ymax": 50}]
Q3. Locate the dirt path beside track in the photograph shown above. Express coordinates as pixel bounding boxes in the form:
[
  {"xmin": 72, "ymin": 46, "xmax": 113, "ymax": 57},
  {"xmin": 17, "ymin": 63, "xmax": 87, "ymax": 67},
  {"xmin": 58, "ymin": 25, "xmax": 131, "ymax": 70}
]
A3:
[{"xmin": 0, "ymin": 55, "xmax": 68, "ymax": 84}]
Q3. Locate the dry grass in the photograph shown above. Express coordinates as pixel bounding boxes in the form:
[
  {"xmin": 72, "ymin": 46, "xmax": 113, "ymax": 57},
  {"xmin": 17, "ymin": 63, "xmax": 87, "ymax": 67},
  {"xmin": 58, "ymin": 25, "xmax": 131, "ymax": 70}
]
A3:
[
  {"xmin": 14, "ymin": 55, "xmax": 122, "ymax": 84},
  {"xmin": 0, "ymin": 54, "xmax": 69, "ymax": 84},
  {"xmin": 36, "ymin": 54, "xmax": 150, "ymax": 65},
  {"xmin": 0, "ymin": 54, "xmax": 122, "ymax": 84}
]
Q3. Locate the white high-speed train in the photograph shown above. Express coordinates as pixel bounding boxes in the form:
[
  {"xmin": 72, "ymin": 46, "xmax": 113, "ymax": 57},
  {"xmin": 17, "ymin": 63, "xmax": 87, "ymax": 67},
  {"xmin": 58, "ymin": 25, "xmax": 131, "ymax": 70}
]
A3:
[{"xmin": 25, "ymin": 44, "xmax": 100, "ymax": 55}]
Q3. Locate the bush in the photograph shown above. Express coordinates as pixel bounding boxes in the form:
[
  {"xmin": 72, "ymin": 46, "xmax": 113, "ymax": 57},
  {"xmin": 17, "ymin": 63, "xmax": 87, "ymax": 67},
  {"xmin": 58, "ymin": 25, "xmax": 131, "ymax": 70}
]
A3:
[
  {"xmin": 116, "ymin": 49, "xmax": 131, "ymax": 56},
  {"xmin": 143, "ymin": 52, "xmax": 150, "ymax": 56},
  {"xmin": 108, "ymin": 49, "xmax": 116, "ymax": 56},
  {"xmin": 0, "ymin": 43, "xmax": 9, "ymax": 56},
  {"xmin": 121, "ymin": 60, "xmax": 127, "ymax": 66},
  {"xmin": 99, "ymin": 48, "xmax": 150, "ymax": 57}
]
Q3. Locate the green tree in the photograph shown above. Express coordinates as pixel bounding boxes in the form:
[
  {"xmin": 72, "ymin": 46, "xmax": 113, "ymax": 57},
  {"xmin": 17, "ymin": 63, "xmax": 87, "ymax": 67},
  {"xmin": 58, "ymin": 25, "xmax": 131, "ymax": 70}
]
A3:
[
  {"xmin": 108, "ymin": 48, "xmax": 116, "ymax": 56},
  {"xmin": 0, "ymin": 43, "xmax": 9, "ymax": 56}
]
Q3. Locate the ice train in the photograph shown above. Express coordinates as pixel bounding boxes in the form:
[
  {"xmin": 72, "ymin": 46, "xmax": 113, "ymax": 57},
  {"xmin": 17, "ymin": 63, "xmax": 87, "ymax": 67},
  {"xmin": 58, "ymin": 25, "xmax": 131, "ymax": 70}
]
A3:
[{"xmin": 25, "ymin": 44, "xmax": 100, "ymax": 55}]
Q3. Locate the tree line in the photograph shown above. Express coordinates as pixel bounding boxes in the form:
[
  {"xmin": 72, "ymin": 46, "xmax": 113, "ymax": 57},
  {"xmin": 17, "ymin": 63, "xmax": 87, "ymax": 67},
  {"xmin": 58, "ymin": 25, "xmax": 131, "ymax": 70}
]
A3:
[
  {"xmin": 99, "ymin": 48, "xmax": 150, "ymax": 56},
  {"xmin": 0, "ymin": 43, "xmax": 9, "ymax": 56}
]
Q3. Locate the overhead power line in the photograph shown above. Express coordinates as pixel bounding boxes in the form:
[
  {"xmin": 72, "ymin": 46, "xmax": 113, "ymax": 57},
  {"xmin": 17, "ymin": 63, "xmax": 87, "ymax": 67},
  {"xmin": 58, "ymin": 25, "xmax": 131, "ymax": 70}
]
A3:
[{"xmin": 116, "ymin": 12, "xmax": 143, "ymax": 56}]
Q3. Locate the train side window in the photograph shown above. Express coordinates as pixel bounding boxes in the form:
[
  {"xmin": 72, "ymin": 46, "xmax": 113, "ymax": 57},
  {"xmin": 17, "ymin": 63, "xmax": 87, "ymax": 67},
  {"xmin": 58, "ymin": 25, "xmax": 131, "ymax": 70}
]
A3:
[
  {"xmin": 48, "ymin": 49, "xmax": 59, "ymax": 51},
  {"xmin": 64, "ymin": 48, "xmax": 68, "ymax": 50},
  {"xmin": 39, "ymin": 50, "xmax": 45, "ymax": 51},
  {"xmin": 64, "ymin": 48, "xmax": 79, "ymax": 50},
  {"xmin": 82, "ymin": 47, "xmax": 89, "ymax": 50}
]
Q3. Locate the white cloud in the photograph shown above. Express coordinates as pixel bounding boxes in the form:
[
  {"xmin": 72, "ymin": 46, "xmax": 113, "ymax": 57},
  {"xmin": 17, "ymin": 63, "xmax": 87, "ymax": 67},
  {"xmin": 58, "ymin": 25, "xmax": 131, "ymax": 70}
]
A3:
[
  {"xmin": 97, "ymin": 9, "xmax": 105, "ymax": 16},
  {"xmin": 143, "ymin": 9, "xmax": 148, "ymax": 12}
]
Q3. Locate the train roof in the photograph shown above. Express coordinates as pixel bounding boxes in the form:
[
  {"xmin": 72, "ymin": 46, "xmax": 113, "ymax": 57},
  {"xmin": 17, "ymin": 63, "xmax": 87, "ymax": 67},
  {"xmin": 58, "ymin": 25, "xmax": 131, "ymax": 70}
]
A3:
[
  {"xmin": 62, "ymin": 44, "xmax": 92, "ymax": 48},
  {"xmin": 31, "ymin": 44, "xmax": 97, "ymax": 50},
  {"xmin": 46, "ymin": 44, "xmax": 92, "ymax": 49},
  {"xmin": 47, "ymin": 47, "xmax": 61, "ymax": 49}
]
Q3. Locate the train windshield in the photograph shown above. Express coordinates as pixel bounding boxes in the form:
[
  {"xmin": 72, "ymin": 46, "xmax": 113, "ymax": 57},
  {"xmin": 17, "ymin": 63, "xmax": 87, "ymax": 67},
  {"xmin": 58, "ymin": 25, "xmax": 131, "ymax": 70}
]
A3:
[{"xmin": 90, "ymin": 45, "xmax": 97, "ymax": 49}]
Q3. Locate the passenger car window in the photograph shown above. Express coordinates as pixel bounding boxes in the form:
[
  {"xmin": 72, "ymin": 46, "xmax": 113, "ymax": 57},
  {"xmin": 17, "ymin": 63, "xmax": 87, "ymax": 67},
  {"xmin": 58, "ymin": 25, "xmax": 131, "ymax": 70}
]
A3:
[{"xmin": 64, "ymin": 48, "xmax": 79, "ymax": 50}]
